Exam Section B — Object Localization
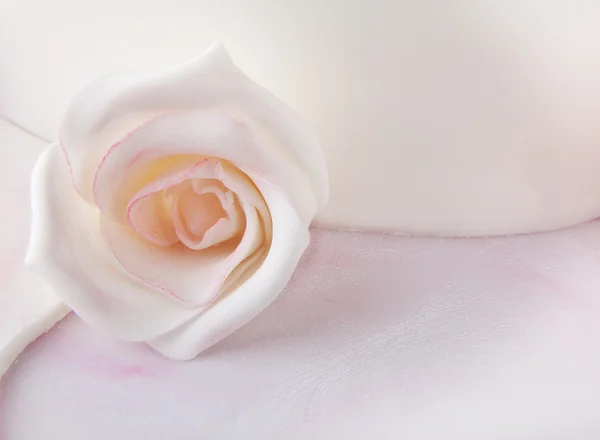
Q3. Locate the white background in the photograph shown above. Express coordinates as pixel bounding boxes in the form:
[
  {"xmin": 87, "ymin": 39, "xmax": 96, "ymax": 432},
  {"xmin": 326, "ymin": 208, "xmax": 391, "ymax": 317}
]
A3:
[{"xmin": 2, "ymin": 1, "xmax": 600, "ymax": 235}]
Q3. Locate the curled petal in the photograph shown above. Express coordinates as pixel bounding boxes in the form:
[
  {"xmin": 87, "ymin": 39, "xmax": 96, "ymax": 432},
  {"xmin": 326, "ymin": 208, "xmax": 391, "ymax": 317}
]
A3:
[
  {"xmin": 127, "ymin": 191, "xmax": 179, "ymax": 246},
  {"xmin": 25, "ymin": 143, "xmax": 197, "ymax": 341},
  {"xmin": 196, "ymin": 160, "xmax": 273, "ymax": 242},
  {"xmin": 128, "ymin": 157, "xmax": 271, "ymax": 240},
  {"xmin": 101, "ymin": 161, "xmax": 266, "ymax": 306},
  {"xmin": 125, "ymin": 158, "xmax": 210, "ymax": 246},
  {"xmin": 147, "ymin": 177, "xmax": 309, "ymax": 360},
  {"xmin": 92, "ymin": 112, "xmax": 314, "ymax": 226},
  {"xmin": 171, "ymin": 182, "xmax": 244, "ymax": 250},
  {"xmin": 60, "ymin": 43, "xmax": 328, "ymax": 217}
]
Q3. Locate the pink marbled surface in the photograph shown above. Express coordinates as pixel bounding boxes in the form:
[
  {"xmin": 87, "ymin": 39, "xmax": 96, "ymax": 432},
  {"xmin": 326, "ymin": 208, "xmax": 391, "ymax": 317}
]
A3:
[
  {"xmin": 3, "ymin": 224, "xmax": 600, "ymax": 438},
  {"xmin": 2, "ymin": 119, "xmax": 600, "ymax": 438}
]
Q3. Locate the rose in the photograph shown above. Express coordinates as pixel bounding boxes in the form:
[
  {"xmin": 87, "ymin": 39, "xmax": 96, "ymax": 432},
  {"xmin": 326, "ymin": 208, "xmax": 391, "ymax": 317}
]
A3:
[{"xmin": 25, "ymin": 43, "xmax": 328, "ymax": 360}]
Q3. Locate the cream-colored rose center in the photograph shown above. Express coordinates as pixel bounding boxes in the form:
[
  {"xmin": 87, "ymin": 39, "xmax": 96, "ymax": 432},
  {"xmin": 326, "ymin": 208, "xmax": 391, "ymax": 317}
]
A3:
[
  {"xmin": 124, "ymin": 158, "xmax": 254, "ymax": 253},
  {"xmin": 177, "ymin": 189, "xmax": 225, "ymax": 237},
  {"xmin": 103, "ymin": 155, "xmax": 273, "ymax": 303},
  {"xmin": 166, "ymin": 178, "xmax": 246, "ymax": 250}
]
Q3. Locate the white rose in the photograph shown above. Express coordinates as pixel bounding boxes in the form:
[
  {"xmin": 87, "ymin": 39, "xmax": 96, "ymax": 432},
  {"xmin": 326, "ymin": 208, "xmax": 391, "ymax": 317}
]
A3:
[{"xmin": 25, "ymin": 43, "xmax": 328, "ymax": 360}]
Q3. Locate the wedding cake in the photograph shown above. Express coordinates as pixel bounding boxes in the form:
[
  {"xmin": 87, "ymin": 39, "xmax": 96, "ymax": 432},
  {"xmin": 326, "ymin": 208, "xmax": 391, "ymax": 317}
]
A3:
[{"xmin": 1, "ymin": 1, "xmax": 600, "ymax": 438}]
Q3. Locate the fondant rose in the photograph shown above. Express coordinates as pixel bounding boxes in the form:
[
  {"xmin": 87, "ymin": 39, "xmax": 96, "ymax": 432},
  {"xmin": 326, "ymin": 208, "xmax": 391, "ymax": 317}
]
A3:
[{"xmin": 25, "ymin": 43, "xmax": 328, "ymax": 360}]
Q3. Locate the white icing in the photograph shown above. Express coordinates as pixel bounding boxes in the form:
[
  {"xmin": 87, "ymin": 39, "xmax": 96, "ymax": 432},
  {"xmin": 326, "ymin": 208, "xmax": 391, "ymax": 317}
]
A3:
[
  {"xmin": 1, "ymin": 1, "xmax": 600, "ymax": 235},
  {"xmin": 0, "ymin": 273, "xmax": 68, "ymax": 378}
]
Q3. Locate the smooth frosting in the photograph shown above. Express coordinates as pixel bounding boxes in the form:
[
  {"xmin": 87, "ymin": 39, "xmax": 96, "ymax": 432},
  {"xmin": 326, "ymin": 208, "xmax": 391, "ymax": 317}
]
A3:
[
  {"xmin": 2, "ymin": 1, "xmax": 600, "ymax": 235},
  {"xmin": 5, "ymin": 223, "xmax": 600, "ymax": 438}
]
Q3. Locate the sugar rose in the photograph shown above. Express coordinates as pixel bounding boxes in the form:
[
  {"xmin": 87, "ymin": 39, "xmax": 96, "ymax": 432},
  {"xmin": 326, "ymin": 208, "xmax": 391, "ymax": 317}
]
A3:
[{"xmin": 26, "ymin": 44, "xmax": 329, "ymax": 360}]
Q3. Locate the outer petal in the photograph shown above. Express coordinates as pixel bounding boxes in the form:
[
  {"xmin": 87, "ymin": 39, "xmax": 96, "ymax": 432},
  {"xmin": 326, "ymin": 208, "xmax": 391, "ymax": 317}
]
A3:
[
  {"xmin": 25, "ymin": 143, "xmax": 197, "ymax": 341},
  {"xmin": 59, "ymin": 43, "xmax": 328, "ymax": 214},
  {"xmin": 147, "ymin": 177, "xmax": 310, "ymax": 360},
  {"xmin": 93, "ymin": 112, "xmax": 316, "ymax": 226}
]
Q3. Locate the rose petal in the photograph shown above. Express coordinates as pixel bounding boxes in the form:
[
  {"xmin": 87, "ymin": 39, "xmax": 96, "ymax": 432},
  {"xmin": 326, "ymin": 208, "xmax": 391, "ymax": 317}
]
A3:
[
  {"xmin": 92, "ymin": 112, "xmax": 316, "ymax": 227},
  {"xmin": 25, "ymin": 143, "xmax": 197, "ymax": 341},
  {"xmin": 127, "ymin": 190, "xmax": 179, "ymax": 247},
  {"xmin": 59, "ymin": 43, "xmax": 327, "ymax": 216},
  {"xmin": 176, "ymin": 185, "xmax": 226, "ymax": 237},
  {"xmin": 220, "ymin": 246, "xmax": 267, "ymax": 296},
  {"xmin": 125, "ymin": 158, "xmax": 211, "ymax": 246},
  {"xmin": 101, "ymin": 187, "xmax": 265, "ymax": 307},
  {"xmin": 105, "ymin": 153, "xmax": 203, "ymax": 235},
  {"xmin": 171, "ymin": 182, "xmax": 244, "ymax": 250},
  {"xmin": 197, "ymin": 160, "xmax": 273, "ymax": 242},
  {"xmin": 129, "ymin": 157, "xmax": 271, "ymax": 240},
  {"xmin": 147, "ymin": 177, "xmax": 309, "ymax": 360}
]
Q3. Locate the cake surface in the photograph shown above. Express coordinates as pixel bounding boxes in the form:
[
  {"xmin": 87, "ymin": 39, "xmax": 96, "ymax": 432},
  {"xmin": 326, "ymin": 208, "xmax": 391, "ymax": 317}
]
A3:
[
  {"xmin": 2, "ymin": 120, "xmax": 600, "ymax": 438},
  {"xmin": 2, "ymin": 1, "xmax": 600, "ymax": 235},
  {"xmin": 2, "ymin": 1, "xmax": 600, "ymax": 437}
]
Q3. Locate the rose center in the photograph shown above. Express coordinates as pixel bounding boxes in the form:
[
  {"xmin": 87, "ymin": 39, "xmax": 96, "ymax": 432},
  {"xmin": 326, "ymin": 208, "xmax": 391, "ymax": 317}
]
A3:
[
  {"xmin": 127, "ymin": 167, "xmax": 246, "ymax": 251},
  {"xmin": 176, "ymin": 187, "xmax": 225, "ymax": 238},
  {"xmin": 168, "ymin": 178, "xmax": 244, "ymax": 250}
]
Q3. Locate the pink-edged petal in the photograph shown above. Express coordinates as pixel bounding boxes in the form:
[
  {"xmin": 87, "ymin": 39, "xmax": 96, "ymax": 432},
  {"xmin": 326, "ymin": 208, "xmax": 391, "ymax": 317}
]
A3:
[
  {"xmin": 101, "ymin": 193, "xmax": 265, "ymax": 307},
  {"xmin": 130, "ymin": 157, "xmax": 270, "ymax": 241},
  {"xmin": 126, "ymin": 158, "xmax": 259, "ymax": 253},
  {"xmin": 108, "ymin": 153, "xmax": 203, "ymax": 226},
  {"xmin": 172, "ymin": 183, "xmax": 244, "ymax": 250},
  {"xmin": 147, "ymin": 177, "xmax": 309, "ymax": 360},
  {"xmin": 25, "ymin": 143, "xmax": 197, "ymax": 341},
  {"xmin": 195, "ymin": 185, "xmax": 244, "ymax": 247},
  {"xmin": 92, "ymin": 111, "xmax": 315, "ymax": 226},
  {"xmin": 176, "ymin": 187, "xmax": 225, "ymax": 236},
  {"xmin": 59, "ymin": 43, "xmax": 327, "ymax": 216},
  {"xmin": 127, "ymin": 191, "xmax": 179, "ymax": 246},
  {"xmin": 203, "ymin": 161, "xmax": 273, "ymax": 242},
  {"xmin": 125, "ymin": 158, "xmax": 211, "ymax": 245}
]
